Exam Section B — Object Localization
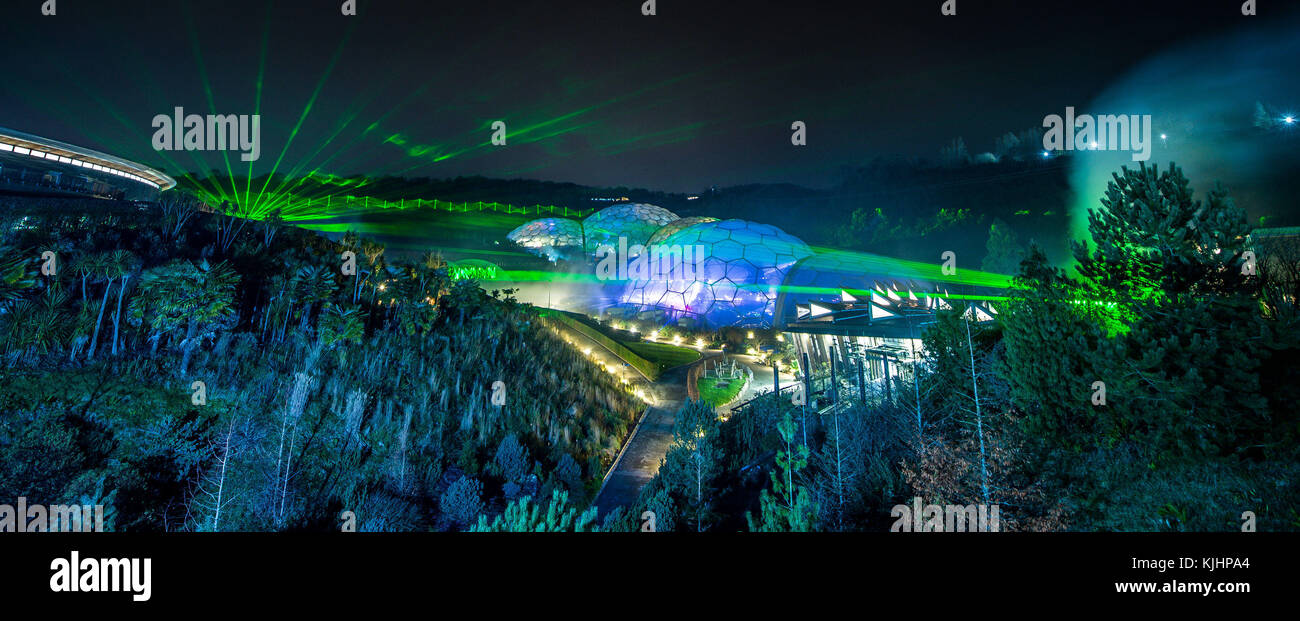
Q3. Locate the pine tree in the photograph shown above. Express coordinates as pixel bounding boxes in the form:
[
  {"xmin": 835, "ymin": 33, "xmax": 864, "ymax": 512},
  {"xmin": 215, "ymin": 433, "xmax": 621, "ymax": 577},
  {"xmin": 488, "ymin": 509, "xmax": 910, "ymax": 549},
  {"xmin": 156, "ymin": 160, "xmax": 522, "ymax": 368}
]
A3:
[
  {"xmin": 981, "ymin": 219, "xmax": 1025, "ymax": 275},
  {"xmin": 470, "ymin": 490, "xmax": 597, "ymax": 532},
  {"xmin": 658, "ymin": 399, "xmax": 721, "ymax": 531},
  {"xmin": 747, "ymin": 413, "xmax": 817, "ymax": 532},
  {"xmin": 998, "ymin": 246, "xmax": 1111, "ymax": 454},
  {"xmin": 1072, "ymin": 163, "xmax": 1267, "ymax": 456}
]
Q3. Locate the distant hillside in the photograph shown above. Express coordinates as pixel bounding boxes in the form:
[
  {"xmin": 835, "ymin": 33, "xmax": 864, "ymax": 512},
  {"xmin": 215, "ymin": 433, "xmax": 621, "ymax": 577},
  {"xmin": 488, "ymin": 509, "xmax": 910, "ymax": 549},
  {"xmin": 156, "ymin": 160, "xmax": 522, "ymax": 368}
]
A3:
[{"xmin": 183, "ymin": 157, "xmax": 1078, "ymax": 271}]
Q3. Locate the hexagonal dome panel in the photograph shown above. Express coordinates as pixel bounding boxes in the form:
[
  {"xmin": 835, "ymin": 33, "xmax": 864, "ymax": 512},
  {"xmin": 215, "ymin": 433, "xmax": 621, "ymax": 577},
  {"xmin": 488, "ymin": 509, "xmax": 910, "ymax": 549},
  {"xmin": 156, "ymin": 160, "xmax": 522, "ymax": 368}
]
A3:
[
  {"xmin": 646, "ymin": 216, "xmax": 719, "ymax": 246},
  {"xmin": 582, "ymin": 203, "xmax": 679, "ymax": 255},
  {"xmin": 618, "ymin": 219, "xmax": 812, "ymax": 327},
  {"xmin": 506, "ymin": 217, "xmax": 584, "ymax": 261}
]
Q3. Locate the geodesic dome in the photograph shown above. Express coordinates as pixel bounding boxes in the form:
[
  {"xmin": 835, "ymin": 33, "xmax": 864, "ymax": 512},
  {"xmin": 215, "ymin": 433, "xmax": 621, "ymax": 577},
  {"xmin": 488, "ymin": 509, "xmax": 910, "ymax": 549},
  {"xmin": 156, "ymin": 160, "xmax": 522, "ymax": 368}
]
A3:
[
  {"xmin": 619, "ymin": 219, "xmax": 813, "ymax": 327},
  {"xmin": 506, "ymin": 217, "xmax": 585, "ymax": 261},
  {"xmin": 582, "ymin": 203, "xmax": 679, "ymax": 255},
  {"xmin": 646, "ymin": 216, "xmax": 719, "ymax": 246},
  {"xmin": 450, "ymin": 259, "xmax": 504, "ymax": 282}
]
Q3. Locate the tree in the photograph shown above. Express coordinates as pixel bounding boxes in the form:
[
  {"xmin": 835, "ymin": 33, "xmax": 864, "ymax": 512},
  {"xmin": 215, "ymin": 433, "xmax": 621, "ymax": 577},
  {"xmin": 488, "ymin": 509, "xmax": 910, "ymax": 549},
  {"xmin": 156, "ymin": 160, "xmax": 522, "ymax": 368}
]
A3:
[
  {"xmin": 4, "ymin": 287, "xmax": 72, "ymax": 358},
  {"xmin": 212, "ymin": 201, "xmax": 250, "ymax": 256},
  {"xmin": 88, "ymin": 250, "xmax": 135, "ymax": 359},
  {"xmin": 259, "ymin": 208, "xmax": 284, "ymax": 249},
  {"xmin": 657, "ymin": 399, "xmax": 721, "ymax": 531},
  {"xmin": 318, "ymin": 303, "xmax": 364, "ymax": 347},
  {"xmin": 360, "ymin": 238, "xmax": 386, "ymax": 305},
  {"xmin": 981, "ymin": 219, "xmax": 1025, "ymax": 274},
  {"xmin": 440, "ymin": 476, "xmax": 485, "ymax": 528},
  {"xmin": 748, "ymin": 413, "xmax": 817, "ymax": 532},
  {"xmin": 188, "ymin": 418, "xmax": 243, "ymax": 532},
  {"xmin": 292, "ymin": 264, "xmax": 338, "ymax": 331},
  {"xmin": 129, "ymin": 259, "xmax": 239, "ymax": 369},
  {"xmin": 940, "ymin": 137, "xmax": 968, "ymax": 166},
  {"xmin": 0, "ymin": 247, "xmax": 36, "ymax": 308},
  {"xmin": 552, "ymin": 453, "xmax": 582, "ymax": 494},
  {"xmin": 998, "ymin": 246, "xmax": 1110, "ymax": 454},
  {"xmin": 494, "ymin": 433, "xmax": 531, "ymax": 483},
  {"xmin": 1074, "ymin": 162, "xmax": 1253, "ymax": 305},
  {"xmin": 109, "ymin": 251, "xmax": 138, "ymax": 356},
  {"xmin": 1072, "ymin": 163, "xmax": 1268, "ymax": 455},
  {"xmin": 470, "ymin": 490, "xmax": 597, "ymax": 532},
  {"xmin": 159, "ymin": 197, "xmax": 198, "ymax": 244}
]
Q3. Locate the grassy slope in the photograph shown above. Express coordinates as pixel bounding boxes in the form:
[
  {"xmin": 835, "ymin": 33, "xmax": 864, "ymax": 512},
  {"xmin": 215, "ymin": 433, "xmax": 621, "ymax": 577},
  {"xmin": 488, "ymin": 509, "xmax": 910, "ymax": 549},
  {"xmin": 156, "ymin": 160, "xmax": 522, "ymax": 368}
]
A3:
[{"xmin": 624, "ymin": 341, "xmax": 700, "ymax": 372}]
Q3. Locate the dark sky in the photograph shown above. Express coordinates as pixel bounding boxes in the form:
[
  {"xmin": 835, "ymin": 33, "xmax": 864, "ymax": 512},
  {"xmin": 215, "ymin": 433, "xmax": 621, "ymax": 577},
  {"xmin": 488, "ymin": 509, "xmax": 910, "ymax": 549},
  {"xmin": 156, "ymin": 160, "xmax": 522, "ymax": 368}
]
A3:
[{"xmin": 0, "ymin": 0, "xmax": 1287, "ymax": 192}]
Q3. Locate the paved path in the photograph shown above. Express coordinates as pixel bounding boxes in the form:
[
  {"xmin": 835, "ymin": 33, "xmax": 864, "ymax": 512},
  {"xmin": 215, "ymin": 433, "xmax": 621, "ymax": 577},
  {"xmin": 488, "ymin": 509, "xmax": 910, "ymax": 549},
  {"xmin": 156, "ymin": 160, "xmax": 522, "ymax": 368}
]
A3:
[
  {"xmin": 727, "ymin": 353, "xmax": 797, "ymax": 409},
  {"xmin": 593, "ymin": 351, "xmax": 721, "ymax": 519}
]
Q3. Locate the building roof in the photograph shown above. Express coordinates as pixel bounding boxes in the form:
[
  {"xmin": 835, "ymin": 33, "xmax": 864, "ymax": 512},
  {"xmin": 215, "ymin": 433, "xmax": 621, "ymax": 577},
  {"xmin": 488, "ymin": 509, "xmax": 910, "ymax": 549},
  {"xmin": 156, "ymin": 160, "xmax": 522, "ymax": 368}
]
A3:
[{"xmin": 0, "ymin": 126, "xmax": 175, "ymax": 191}]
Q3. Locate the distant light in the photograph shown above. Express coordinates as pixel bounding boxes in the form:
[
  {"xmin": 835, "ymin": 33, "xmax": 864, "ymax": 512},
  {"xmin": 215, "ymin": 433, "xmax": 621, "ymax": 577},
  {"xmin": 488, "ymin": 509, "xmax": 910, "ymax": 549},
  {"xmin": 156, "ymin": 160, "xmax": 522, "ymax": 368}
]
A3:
[
  {"xmin": 1159, "ymin": 133, "xmax": 1167, "ymax": 140},
  {"xmin": 1041, "ymin": 151, "xmax": 1050, "ymax": 158},
  {"xmin": 1285, "ymin": 116, "xmax": 1296, "ymax": 124},
  {"xmin": 1089, "ymin": 141, "xmax": 1098, "ymax": 149}
]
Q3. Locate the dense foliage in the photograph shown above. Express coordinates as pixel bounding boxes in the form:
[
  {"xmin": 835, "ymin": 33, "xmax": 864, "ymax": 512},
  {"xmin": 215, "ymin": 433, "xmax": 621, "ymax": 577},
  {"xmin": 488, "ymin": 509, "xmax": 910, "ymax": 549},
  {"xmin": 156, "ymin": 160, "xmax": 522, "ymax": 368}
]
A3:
[
  {"xmin": 632, "ymin": 163, "xmax": 1299, "ymax": 532},
  {"xmin": 0, "ymin": 195, "xmax": 642, "ymax": 531}
]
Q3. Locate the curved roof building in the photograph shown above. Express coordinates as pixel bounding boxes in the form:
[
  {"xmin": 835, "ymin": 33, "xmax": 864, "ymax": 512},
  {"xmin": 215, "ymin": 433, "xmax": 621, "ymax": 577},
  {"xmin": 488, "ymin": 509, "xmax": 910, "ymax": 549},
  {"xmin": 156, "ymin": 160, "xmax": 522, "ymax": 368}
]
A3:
[
  {"xmin": 774, "ymin": 250, "xmax": 999, "ymax": 338},
  {"xmin": 0, "ymin": 126, "xmax": 175, "ymax": 201}
]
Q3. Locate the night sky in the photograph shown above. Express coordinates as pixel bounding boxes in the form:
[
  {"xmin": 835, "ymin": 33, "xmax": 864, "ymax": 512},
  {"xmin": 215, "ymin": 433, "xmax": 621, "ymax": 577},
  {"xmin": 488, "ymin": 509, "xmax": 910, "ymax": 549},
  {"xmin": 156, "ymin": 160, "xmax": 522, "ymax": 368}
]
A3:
[{"xmin": 0, "ymin": 0, "xmax": 1291, "ymax": 192}]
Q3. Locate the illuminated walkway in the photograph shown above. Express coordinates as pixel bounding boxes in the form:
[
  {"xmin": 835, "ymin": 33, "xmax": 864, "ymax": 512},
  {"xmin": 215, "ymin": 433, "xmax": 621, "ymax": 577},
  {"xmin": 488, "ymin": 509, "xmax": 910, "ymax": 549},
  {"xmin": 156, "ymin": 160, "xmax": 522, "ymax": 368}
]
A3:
[{"xmin": 592, "ymin": 350, "xmax": 718, "ymax": 520}]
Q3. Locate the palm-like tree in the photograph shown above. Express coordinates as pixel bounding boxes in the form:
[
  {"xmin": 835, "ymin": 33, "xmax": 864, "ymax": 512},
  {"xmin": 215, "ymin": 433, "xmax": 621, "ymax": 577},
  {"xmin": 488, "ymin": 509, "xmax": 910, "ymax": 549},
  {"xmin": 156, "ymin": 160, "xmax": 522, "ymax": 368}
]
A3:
[
  {"xmin": 360, "ymin": 239, "xmax": 385, "ymax": 304},
  {"xmin": 319, "ymin": 303, "xmax": 365, "ymax": 347},
  {"xmin": 130, "ymin": 259, "xmax": 240, "ymax": 363},
  {"xmin": 4, "ymin": 286, "xmax": 72, "ymax": 358},
  {"xmin": 0, "ymin": 247, "xmax": 36, "ymax": 309},
  {"xmin": 109, "ymin": 250, "xmax": 139, "ymax": 356},
  {"xmin": 294, "ymin": 264, "xmax": 337, "ymax": 330},
  {"xmin": 73, "ymin": 252, "xmax": 105, "ymax": 305},
  {"xmin": 87, "ymin": 250, "xmax": 137, "ymax": 359}
]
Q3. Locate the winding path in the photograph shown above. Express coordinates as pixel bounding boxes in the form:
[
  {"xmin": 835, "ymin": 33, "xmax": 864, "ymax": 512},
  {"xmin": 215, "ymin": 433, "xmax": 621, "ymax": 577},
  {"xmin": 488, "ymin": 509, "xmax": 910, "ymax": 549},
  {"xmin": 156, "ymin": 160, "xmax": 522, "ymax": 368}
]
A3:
[
  {"xmin": 545, "ymin": 318, "xmax": 705, "ymax": 518},
  {"xmin": 592, "ymin": 351, "xmax": 726, "ymax": 519}
]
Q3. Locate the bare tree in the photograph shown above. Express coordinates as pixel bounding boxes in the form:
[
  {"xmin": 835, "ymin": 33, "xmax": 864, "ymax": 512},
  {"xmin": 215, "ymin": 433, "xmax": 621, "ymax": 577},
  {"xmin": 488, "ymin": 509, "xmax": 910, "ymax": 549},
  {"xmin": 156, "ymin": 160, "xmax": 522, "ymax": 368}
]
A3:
[
  {"xmin": 159, "ymin": 197, "xmax": 198, "ymax": 243},
  {"xmin": 213, "ymin": 201, "xmax": 250, "ymax": 255},
  {"xmin": 188, "ymin": 418, "xmax": 243, "ymax": 532},
  {"xmin": 963, "ymin": 311, "xmax": 990, "ymax": 505},
  {"xmin": 273, "ymin": 372, "xmax": 314, "ymax": 527}
]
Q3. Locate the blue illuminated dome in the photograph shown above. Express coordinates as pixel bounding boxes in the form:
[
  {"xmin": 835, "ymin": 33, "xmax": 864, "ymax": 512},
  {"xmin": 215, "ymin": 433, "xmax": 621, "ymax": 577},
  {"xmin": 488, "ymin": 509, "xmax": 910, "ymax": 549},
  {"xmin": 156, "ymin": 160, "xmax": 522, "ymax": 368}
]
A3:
[{"xmin": 619, "ymin": 219, "xmax": 812, "ymax": 327}]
